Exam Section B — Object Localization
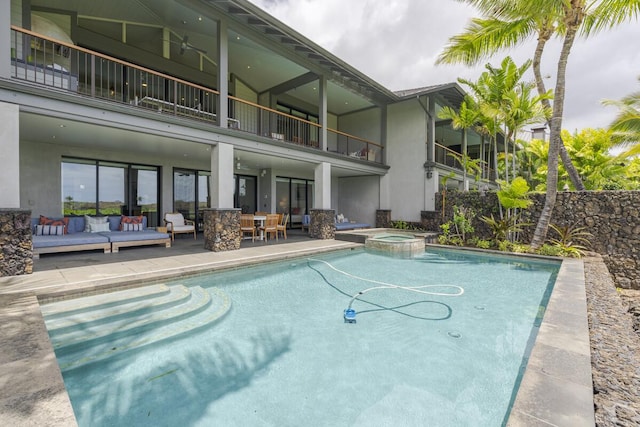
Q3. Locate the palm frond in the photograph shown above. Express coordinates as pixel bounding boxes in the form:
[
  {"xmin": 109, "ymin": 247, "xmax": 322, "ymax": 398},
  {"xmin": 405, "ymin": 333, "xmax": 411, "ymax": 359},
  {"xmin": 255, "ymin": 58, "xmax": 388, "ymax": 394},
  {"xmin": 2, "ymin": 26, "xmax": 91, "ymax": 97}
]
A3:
[{"xmin": 436, "ymin": 17, "xmax": 536, "ymax": 66}]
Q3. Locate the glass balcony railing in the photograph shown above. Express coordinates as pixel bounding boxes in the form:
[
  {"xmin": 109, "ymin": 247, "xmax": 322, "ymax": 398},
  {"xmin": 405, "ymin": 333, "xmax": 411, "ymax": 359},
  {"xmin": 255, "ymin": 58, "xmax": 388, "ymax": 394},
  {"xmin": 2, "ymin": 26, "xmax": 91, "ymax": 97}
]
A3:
[{"xmin": 9, "ymin": 26, "xmax": 384, "ymax": 164}]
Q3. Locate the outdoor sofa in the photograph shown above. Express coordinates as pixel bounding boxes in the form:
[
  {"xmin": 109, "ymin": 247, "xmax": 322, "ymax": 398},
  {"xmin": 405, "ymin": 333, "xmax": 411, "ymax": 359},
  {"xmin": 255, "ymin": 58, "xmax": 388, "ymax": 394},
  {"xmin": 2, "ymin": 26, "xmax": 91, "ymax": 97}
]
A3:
[
  {"xmin": 31, "ymin": 215, "xmax": 171, "ymax": 258},
  {"xmin": 301, "ymin": 214, "xmax": 371, "ymax": 232}
]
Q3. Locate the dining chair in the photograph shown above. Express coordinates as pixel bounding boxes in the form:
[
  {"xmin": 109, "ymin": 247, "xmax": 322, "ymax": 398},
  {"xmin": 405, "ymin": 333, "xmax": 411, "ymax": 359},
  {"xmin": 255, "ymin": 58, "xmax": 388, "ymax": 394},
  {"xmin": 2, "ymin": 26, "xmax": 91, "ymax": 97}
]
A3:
[
  {"xmin": 240, "ymin": 214, "xmax": 256, "ymax": 242},
  {"xmin": 277, "ymin": 213, "xmax": 289, "ymax": 239},
  {"xmin": 259, "ymin": 214, "xmax": 279, "ymax": 242}
]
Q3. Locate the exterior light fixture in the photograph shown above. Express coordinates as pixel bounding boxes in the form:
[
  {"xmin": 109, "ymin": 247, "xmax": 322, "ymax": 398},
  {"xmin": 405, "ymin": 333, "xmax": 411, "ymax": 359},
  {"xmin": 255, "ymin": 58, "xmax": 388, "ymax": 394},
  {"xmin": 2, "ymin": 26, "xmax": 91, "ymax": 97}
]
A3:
[{"xmin": 423, "ymin": 161, "xmax": 435, "ymax": 179}]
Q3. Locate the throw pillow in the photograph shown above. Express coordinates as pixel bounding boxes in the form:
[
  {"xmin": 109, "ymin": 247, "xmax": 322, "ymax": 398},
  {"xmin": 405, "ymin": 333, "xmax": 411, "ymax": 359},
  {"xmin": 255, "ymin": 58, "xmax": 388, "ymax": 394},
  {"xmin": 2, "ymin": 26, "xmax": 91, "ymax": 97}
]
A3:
[
  {"xmin": 337, "ymin": 214, "xmax": 345, "ymax": 223},
  {"xmin": 35, "ymin": 224, "xmax": 65, "ymax": 236},
  {"xmin": 120, "ymin": 215, "xmax": 144, "ymax": 230},
  {"xmin": 39, "ymin": 215, "xmax": 69, "ymax": 234},
  {"xmin": 84, "ymin": 215, "xmax": 108, "ymax": 232},
  {"xmin": 89, "ymin": 222, "xmax": 111, "ymax": 233},
  {"xmin": 121, "ymin": 223, "xmax": 143, "ymax": 232}
]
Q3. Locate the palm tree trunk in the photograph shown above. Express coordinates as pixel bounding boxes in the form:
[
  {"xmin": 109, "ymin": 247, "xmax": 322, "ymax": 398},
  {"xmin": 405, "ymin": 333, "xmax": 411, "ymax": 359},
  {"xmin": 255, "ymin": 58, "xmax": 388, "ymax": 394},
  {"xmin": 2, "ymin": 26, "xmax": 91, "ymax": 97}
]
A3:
[
  {"xmin": 532, "ymin": 23, "xmax": 586, "ymax": 191},
  {"xmin": 531, "ymin": 10, "xmax": 580, "ymax": 248}
]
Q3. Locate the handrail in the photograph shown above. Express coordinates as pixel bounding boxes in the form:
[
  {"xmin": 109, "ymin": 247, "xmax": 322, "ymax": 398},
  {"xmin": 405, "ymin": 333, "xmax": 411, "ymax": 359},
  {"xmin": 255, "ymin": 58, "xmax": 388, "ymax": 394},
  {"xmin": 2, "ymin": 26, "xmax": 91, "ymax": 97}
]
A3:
[{"xmin": 435, "ymin": 143, "xmax": 495, "ymax": 180}]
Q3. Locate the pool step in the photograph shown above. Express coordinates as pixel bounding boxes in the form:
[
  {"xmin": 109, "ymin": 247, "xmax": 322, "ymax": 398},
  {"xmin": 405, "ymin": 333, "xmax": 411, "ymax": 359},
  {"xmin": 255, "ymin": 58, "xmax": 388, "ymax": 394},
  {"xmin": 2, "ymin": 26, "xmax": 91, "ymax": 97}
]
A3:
[
  {"xmin": 45, "ymin": 285, "xmax": 192, "ymax": 334},
  {"xmin": 41, "ymin": 284, "xmax": 172, "ymax": 319},
  {"xmin": 43, "ymin": 285, "xmax": 231, "ymax": 370}
]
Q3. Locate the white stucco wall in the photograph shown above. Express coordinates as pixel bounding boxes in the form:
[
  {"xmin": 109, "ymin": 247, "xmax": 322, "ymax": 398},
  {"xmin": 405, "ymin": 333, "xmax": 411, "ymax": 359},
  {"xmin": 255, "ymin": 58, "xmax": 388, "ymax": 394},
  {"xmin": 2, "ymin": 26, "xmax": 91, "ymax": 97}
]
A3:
[
  {"xmin": 386, "ymin": 98, "xmax": 428, "ymax": 222},
  {"xmin": 337, "ymin": 175, "xmax": 379, "ymax": 226}
]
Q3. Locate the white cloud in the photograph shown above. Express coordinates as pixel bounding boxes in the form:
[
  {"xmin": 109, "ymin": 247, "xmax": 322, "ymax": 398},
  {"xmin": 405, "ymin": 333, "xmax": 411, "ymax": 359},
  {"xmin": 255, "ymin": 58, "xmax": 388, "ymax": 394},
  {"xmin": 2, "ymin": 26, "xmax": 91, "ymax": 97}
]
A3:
[{"xmin": 249, "ymin": 0, "xmax": 640, "ymax": 132}]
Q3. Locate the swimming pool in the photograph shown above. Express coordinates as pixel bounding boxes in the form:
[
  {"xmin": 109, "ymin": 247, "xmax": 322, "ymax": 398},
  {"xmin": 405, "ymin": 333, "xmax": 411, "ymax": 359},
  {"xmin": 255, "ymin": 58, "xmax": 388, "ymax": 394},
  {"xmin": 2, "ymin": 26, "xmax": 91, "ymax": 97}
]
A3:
[{"xmin": 45, "ymin": 247, "xmax": 559, "ymax": 426}]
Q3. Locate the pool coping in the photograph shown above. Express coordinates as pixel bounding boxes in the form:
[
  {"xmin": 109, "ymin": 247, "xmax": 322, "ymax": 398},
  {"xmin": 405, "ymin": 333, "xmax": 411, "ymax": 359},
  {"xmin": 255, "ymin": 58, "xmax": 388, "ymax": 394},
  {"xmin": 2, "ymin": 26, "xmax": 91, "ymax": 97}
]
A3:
[{"xmin": 0, "ymin": 241, "xmax": 594, "ymax": 426}]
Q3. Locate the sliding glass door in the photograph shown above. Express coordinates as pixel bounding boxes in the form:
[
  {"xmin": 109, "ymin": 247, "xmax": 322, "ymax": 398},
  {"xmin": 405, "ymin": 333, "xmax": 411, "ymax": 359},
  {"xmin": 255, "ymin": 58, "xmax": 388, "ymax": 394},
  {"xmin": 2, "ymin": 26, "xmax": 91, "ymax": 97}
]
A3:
[
  {"xmin": 275, "ymin": 177, "xmax": 314, "ymax": 228},
  {"xmin": 234, "ymin": 174, "xmax": 257, "ymax": 213},
  {"xmin": 173, "ymin": 169, "xmax": 210, "ymax": 230}
]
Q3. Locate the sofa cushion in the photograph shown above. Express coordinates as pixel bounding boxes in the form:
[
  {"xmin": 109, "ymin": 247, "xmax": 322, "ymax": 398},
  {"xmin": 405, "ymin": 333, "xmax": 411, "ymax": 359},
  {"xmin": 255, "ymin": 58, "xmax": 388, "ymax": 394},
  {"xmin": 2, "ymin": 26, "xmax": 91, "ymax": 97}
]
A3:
[
  {"xmin": 103, "ymin": 230, "xmax": 170, "ymax": 242},
  {"xmin": 164, "ymin": 213, "xmax": 185, "ymax": 227},
  {"xmin": 32, "ymin": 232, "xmax": 110, "ymax": 248}
]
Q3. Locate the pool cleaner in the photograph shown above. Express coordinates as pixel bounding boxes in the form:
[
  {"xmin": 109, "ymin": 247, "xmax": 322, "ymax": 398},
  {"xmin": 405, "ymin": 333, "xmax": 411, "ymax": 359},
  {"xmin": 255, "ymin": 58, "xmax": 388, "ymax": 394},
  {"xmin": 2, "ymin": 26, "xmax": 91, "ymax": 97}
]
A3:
[{"xmin": 308, "ymin": 258, "xmax": 464, "ymax": 324}]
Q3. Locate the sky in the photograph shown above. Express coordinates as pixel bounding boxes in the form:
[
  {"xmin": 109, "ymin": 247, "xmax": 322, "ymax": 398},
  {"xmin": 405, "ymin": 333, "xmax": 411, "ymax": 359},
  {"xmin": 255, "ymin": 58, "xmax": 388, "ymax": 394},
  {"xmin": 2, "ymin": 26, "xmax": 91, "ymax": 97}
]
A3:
[{"xmin": 249, "ymin": 0, "xmax": 640, "ymax": 134}]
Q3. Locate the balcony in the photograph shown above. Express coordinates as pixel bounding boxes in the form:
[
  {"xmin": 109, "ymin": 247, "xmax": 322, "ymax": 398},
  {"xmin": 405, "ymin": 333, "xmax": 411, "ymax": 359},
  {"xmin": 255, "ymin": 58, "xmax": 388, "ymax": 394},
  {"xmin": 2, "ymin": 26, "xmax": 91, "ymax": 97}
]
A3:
[{"xmin": 8, "ymin": 26, "xmax": 383, "ymax": 164}]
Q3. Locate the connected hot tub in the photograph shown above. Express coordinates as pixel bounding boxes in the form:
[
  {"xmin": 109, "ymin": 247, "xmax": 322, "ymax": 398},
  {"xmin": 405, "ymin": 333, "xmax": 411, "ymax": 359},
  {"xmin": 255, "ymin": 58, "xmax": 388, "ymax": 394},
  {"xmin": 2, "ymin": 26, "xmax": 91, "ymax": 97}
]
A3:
[{"xmin": 364, "ymin": 232, "xmax": 425, "ymax": 255}]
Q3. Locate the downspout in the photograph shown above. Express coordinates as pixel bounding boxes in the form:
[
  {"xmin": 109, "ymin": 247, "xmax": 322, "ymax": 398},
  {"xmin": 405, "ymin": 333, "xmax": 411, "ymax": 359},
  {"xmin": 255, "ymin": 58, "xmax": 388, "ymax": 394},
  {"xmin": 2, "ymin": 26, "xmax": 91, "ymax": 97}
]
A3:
[{"xmin": 417, "ymin": 95, "xmax": 435, "ymax": 211}]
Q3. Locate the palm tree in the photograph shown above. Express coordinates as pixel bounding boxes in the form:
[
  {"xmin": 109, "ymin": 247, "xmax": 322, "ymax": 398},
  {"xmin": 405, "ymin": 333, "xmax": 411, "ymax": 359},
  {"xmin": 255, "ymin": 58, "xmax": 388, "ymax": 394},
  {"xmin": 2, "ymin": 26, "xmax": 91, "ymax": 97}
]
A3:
[
  {"xmin": 603, "ymin": 76, "xmax": 640, "ymax": 154},
  {"xmin": 458, "ymin": 56, "xmax": 532, "ymax": 183},
  {"xmin": 502, "ymin": 81, "xmax": 552, "ymax": 179},
  {"xmin": 437, "ymin": 0, "xmax": 640, "ymax": 248}
]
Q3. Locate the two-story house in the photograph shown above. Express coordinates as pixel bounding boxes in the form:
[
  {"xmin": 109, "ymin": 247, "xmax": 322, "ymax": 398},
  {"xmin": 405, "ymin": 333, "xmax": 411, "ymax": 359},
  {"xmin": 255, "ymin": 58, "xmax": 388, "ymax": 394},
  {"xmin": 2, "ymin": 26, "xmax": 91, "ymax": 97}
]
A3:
[{"xmin": 1, "ymin": 0, "xmax": 505, "ymax": 246}]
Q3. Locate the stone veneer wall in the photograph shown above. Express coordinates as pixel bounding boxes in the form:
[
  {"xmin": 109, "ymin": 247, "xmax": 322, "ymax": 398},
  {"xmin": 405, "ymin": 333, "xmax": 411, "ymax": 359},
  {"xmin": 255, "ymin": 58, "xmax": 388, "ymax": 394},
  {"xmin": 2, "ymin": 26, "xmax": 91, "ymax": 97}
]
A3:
[
  {"xmin": 376, "ymin": 209, "xmax": 392, "ymax": 228},
  {"xmin": 202, "ymin": 209, "xmax": 241, "ymax": 252},
  {"xmin": 0, "ymin": 209, "xmax": 33, "ymax": 276},
  {"xmin": 310, "ymin": 209, "xmax": 335, "ymax": 239},
  {"xmin": 422, "ymin": 190, "xmax": 640, "ymax": 289}
]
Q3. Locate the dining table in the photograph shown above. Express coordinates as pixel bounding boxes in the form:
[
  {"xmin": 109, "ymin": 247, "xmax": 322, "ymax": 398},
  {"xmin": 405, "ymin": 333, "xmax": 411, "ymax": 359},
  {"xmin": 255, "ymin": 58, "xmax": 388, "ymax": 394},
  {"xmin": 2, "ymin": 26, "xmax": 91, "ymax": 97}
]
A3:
[{"xmin": 253, "ymin": 215, "xmax": 266, "ymax": 241}]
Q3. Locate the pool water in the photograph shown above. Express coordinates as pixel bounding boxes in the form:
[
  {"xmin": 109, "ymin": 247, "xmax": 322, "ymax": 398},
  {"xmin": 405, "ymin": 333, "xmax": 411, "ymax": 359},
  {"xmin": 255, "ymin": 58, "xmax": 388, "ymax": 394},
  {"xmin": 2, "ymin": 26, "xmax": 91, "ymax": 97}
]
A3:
[{"xmin": 50, "ymin": 248, "xmax": 559, "ymax": 426}]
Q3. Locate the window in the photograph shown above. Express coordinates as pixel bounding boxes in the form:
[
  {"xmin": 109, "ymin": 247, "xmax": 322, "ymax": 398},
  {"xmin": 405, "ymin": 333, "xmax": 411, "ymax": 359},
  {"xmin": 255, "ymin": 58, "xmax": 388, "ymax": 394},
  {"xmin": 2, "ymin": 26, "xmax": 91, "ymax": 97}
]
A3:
[{"xmin": 62, "ymin": 158, "xmax": 160, "ymax": 226}]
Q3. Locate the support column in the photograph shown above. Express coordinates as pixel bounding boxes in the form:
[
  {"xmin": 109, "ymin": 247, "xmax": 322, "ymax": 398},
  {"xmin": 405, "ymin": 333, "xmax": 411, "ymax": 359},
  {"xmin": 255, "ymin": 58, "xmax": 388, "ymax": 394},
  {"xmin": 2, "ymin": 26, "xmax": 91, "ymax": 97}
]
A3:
[
  {"xmin": 424, "ymin": 170, "xmax": 439, "ymax": 212},
  {"xmin": 314, "ymin": 162, "xmax": 331, "ymax": 209},
  {"xmin": 204, "ymin": 143, "xmax": 239, "ymax": 252},
  {"xmin": 202, "ymin": 209, "xmax": 241, "ymax": 252},
  {"xmin": 376, "ymin": 209, "xmax": 391, "ymax": 228},
  {"xmin": 310, "ymin": 209, "xmax": 335, "ymax": 240},
  {"xmin": 0, "ymin": 0, "xmax": 10, "ymax": 79},
  {"xmin": 379, "ymin": 173, "xmax": 391, "ymax": 210},
  {"xmin": 210, "ymin": 143, "xmax": 234, "ymax": 208},
  {"xmin": 216, "ymin": 19, "xmax": 228, "ymax": 128},
  {"xmin": 318, "ymin": 75, "xmax": 328, "ymax": 150},
  {"xmin": 0, "ymin": 209, "xmax": 33, "ymax": 276},
  {"xmin": 0, "ymin": 102, "xmax": 20, "ymax": 208}
]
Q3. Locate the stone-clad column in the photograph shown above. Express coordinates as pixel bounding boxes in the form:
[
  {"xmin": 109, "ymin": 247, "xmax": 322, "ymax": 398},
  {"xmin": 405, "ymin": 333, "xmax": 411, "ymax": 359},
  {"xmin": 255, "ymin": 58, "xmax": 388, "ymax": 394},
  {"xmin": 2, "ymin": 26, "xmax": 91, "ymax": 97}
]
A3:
[
  {"xmin": 310, "ymin": 209, "xmax": 335, "ymax": 239},
  {"xmin": 202, "ymin": 208, "xmax": 241, "ymax": 252},
  {"xmin": 0, "ymin": 209, "xmax": 33, "ymax": 276},
  {"xmin": 376, "ymin": 209, "xmax": 391, "ymax": 228}
]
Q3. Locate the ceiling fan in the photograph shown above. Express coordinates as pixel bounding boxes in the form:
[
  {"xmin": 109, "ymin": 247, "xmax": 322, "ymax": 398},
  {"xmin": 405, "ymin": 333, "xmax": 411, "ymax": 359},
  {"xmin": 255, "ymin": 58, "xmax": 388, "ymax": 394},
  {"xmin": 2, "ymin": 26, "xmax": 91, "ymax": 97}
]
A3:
[{"xmin": 169, "ymin": 34, "xmax": 207, "ymax": 55}]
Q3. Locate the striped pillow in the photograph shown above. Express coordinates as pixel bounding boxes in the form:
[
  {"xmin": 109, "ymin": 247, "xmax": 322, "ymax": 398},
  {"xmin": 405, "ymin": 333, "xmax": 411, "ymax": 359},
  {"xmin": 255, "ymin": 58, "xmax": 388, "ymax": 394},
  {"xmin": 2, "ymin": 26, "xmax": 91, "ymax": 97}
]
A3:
[
  {"xmin": 122, "ymin": 222, "xmax": 143, "ymax": 231},
  {"xmin": 35, "ymin": 224, "xmax": 65, "ymax": 236},
  {"xmin": 39, "ymin": 215, "xmax": 69, "ymax": 234},
  {"xmin": 120, "ymin": 215, "xmax": 144, "ymax": 230}
]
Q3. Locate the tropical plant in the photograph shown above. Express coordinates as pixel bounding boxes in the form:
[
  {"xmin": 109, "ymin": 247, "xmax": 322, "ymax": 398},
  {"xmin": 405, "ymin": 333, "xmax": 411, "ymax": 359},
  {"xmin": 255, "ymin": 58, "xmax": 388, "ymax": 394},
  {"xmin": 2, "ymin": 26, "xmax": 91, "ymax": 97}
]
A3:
[
  {"xmin": 437, "ymin": 0, "xmax": 640, "ymax": 248},
  {"xmin": 518, "ymin": 128, "xmax": 640, "ymax": 190},
  {"xmin": 496, "ymin": 176, "xmax": 532, "ymax": 241},
  {"xmin": 547, "ymin": 223, "xmax": 592, "ymax": 257},
  {"xmin": 439, "ymin": 205, "xmax": 476, "ymax": 245}
]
